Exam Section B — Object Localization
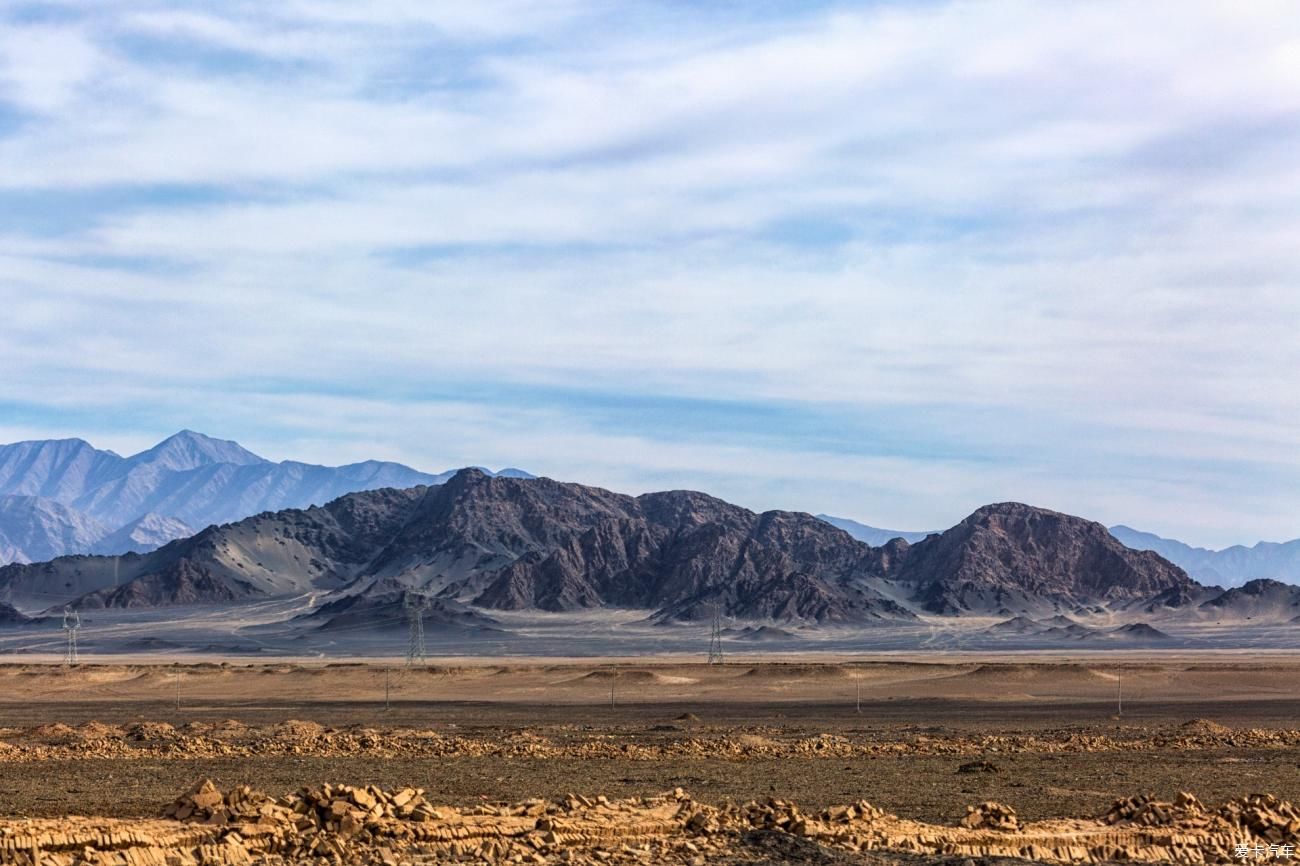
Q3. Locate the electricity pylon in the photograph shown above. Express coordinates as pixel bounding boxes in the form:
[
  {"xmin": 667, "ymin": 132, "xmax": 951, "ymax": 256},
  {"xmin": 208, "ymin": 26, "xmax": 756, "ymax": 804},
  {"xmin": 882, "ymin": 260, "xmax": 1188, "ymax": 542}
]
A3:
[
  {"xmin": 707, "ymin": 602, "xmax": 725, "ymax": 665},
  {"xmin": 62, "ymin": 609, "xmax": 81, "ymax": 665},
  {"xmin": 405, "ymin": 592, "xmax": 430, "ymax": 666}
]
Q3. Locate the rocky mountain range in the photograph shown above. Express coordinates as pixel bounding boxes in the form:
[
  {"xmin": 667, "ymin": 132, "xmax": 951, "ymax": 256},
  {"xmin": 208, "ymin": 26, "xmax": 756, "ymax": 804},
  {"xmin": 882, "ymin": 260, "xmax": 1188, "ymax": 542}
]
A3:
[
  {"xmin": 5, "ymin": 469, "xmax": 1266, "ymax": 637},
  {"xmin": 0, "ymin": 431, "xmax": 530, "ymax": 565}
]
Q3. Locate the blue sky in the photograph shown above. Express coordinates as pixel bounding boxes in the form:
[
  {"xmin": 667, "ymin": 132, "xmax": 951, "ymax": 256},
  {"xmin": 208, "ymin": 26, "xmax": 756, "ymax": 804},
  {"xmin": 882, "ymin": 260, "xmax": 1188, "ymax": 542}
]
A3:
[{"xmin": 1, "ymin": 1, "xmax": 1299, "ymax": 547}]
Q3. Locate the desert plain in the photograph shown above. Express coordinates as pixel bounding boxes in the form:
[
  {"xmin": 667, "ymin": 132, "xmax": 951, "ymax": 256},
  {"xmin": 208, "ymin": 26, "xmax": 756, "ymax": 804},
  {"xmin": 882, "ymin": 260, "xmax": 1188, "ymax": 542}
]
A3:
[{"xmin": 0, "ymin": 654, "xmax": 1298, "ymax": 864}]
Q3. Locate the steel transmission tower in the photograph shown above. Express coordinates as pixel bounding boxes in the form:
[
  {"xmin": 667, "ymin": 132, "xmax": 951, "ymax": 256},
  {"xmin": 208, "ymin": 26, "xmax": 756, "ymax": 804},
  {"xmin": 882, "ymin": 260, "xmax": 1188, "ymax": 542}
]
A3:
[
  {"xmin": 405, "ymin": 592, "xmax": 430, "ymax": 666},
  {"xmin": 62, "ymin": 609, "xmax": 81, "ymax": 665},
  {"xmin": 707, "ymin": 602, "xmax": 725, "ymax": 664}
]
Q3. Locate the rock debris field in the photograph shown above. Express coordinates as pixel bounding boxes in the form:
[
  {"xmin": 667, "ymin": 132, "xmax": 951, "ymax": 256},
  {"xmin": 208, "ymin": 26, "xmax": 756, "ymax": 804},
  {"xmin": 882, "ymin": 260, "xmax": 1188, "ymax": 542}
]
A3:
[
  {"xmin": 0, "ymin": 778, "xmax": 1297, "ymax": 865},
  {"xmin": 0, "ymin": 716, "xmax": 1296, "ymax": 762}
]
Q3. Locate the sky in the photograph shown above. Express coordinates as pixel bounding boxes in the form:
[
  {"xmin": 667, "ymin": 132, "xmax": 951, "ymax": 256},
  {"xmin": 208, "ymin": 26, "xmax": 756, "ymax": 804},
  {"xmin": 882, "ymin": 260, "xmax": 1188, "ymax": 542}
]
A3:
[{"xmin": 1, "ymin": 1, "xmax": 1298, "ymax": 548}]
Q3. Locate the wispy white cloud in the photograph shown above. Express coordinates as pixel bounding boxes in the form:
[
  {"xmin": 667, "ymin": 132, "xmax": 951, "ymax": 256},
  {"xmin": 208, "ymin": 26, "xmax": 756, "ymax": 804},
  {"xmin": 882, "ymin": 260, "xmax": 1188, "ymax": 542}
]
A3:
[{"xmin": 0, "ymin": 1, "xmax": 1298, "ymax": 547}]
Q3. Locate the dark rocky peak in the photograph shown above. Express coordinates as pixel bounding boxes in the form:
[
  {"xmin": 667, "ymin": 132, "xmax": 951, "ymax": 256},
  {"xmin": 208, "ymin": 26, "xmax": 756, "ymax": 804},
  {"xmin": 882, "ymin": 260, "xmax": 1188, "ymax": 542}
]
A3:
[
  {"xmin": 888, "ymin": 502, "xmax": 1192, "ymax": 613},
  {"xmin": 635, "ymin": 489, "xmax": 751, "ymax": 529}
]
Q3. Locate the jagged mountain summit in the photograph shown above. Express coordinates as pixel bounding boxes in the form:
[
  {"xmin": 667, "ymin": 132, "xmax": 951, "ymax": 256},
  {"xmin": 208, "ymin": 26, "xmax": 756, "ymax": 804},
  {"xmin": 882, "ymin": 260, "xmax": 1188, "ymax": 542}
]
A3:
[
  {"xmin": 1109, "ymin": 525, "xmax": 1300, "ymax": 588},
  {"xmin": 0, "ymin": 472, "xmax": 1197, "ymax": 634},
  {"xmin": 0, "ymin": 431, "xmax": 531, "ymax": 565}
]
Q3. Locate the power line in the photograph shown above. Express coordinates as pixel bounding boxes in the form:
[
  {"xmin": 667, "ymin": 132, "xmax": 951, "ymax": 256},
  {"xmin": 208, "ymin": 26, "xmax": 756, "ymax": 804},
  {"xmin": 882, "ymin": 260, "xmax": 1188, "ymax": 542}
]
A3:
[
  {"xmin": 404, "ymin": 592, "xmax": 430, "ymax": 667},
  {"xmin": 707, "ymin": 601, "xmax": 725, "ymax": 665},
  {"xmin": 62, "ymin": 609, "xmax": 81, "ymax": 666}
]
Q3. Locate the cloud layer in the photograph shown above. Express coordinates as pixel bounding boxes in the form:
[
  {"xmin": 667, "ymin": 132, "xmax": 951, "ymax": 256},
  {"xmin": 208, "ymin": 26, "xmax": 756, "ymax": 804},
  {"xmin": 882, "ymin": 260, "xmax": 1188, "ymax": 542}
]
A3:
[{"xmin": 2, "ymin": 1, "xmax": 1298, "ymax": 547}]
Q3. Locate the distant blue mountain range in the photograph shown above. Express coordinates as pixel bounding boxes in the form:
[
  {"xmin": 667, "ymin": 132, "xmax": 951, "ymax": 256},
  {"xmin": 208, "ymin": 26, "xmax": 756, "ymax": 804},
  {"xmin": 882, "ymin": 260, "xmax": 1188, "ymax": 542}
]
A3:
[
  {"xmin": 1107, "ymin": 525, "xmax": 1300, "ymax": 588},
  {"xmin": 814, "ymin": 514, "xmax": 935, "ymax": 546},
  {"xmin": 0, "ymin": 430, "xmax": 531, "ymax": 563}
]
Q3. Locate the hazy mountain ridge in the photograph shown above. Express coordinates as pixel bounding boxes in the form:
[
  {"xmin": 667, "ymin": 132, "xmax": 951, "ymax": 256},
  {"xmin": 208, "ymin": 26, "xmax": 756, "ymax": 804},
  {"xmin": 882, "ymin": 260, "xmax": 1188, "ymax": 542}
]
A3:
[
  {"xmin": 1109, "ymin": 525, "xmax": 1300, "ymax": 588},
  {"xmin": 815, "ymin": 515, "xmax": 934, "ymax": 546},
  {"xmin": 0, "ymin": 495, "xmax": 110, "ymax": 565},
  {"xmin": 0, "ymin": 431, "xmax": 530, "ymax": 566}
]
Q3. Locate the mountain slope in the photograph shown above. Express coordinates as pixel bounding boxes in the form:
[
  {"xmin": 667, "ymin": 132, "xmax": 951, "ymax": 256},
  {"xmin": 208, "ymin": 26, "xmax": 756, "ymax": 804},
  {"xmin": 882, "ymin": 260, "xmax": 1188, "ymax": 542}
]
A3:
[
  {"xmin": 1110, "ymin": 525, "xmax": 1300, "ymax": 587},
  {"xmin": 0, "ymin": 439, "xmax": 124, "ymax": 502},
  {"xmin": 89, "ymin": 513, "xmax": 194, "ymax": 556},
  {"xmin": 0, "ymin": 495, "xmax": 111, "ymax": 565}
]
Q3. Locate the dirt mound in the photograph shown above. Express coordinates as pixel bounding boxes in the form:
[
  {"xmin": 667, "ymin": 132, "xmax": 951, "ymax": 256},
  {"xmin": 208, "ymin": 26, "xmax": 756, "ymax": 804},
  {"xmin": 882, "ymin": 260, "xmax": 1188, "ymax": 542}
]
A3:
[
  {"xmin": 733, "ymin": 734, "xmax": 780, "ymax": 750},
  {"xmin": 578, "ymin": 669, "xmax": 653, "ymax": 681},
  {"xmin": 570, "ymin": 669, "xmax": 683, "ymax": 685},
  {"xmin": 959, "ymin": 663, "xmax": 1112, "ymax": 682},
  {"xmin": 740, "ymin": 664, "xmax": 854, "ymax": 680},
  {"xmin": 1180, "ymin": 718, "xmax": 1232, "ymax": 734},
  {"xmin": 74, "ymin": 721, "xmax": 125, "ymax": 742},
  {"xmin": 274, "ymin": 719, "xmax": 326, "ymax": 739},
  {"xmin": 30, "ymin": 723, "xmax": 78, "ymax": 742},
  {"xmin": 126, "ymin": 722, "xmax": 177, "ymax": 742}
]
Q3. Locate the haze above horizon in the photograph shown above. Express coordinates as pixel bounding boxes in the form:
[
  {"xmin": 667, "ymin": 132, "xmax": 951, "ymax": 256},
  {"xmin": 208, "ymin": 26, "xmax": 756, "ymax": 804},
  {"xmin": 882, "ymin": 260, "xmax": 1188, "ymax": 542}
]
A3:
[{"xmin": 2, "ymin": 1, "xmax": 1297, "ymax": 549}]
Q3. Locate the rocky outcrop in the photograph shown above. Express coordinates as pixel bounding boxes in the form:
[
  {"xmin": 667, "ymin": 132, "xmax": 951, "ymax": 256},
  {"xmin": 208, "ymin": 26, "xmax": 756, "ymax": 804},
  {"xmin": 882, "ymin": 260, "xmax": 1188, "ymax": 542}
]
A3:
[
  {"xmin": 880, "ymin": 503, "xmax": 1193, "ymax": 614},
  {"xmin": 73, "ymin": 559, "xmax": 259, "ymax": 609},
  {"xmin": 1198, "ymin": 578, "xmax": 1300, "ymax": 621},
  {"xmin": 0, "ymin": 601, "xmax": 28, "ymax": 625}
]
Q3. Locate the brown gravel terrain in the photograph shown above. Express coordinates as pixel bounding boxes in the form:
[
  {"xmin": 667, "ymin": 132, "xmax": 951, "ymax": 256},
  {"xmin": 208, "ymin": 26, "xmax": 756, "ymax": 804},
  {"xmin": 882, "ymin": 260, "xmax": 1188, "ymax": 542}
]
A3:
[{"xmin": 1, "ymin": 658, "xmax": 1298, "ymax": 864}]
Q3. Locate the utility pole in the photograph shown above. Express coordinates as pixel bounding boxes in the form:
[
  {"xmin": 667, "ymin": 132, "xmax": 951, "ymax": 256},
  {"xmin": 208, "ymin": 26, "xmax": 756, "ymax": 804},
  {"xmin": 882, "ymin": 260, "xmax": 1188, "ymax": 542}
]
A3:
[
  {"xmin": 175, "ymin": 669, "xmax": 181, "ymax": 711},
  {"xmin": 707, "ymin": 602, "xmax": 725, "ymax": 665},
  {"xmin": 385, "ymin": 666, "xmax": 391, "ymax": 712},
  {"xmin": 1117, "ymin": 671, "xmax": 1123, "ymax": 718},
  {"xmin": 62, "ymin": 609, "xmax": 80, "ymax": 666},
  {"xmin": 609, "ymin": 670, "xmax": 617, "ymax": 709},
  {"xmin": 405, "ymin": 593, "xmax": 430, "ymax": 667}
]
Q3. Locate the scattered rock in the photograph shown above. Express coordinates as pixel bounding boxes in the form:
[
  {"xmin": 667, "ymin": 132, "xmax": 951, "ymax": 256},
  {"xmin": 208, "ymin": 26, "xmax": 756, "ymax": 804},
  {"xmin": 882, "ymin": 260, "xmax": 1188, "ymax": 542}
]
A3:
[{"xmin": 960, "ymin": 801, "xmax": 1019, "ymax": 831}]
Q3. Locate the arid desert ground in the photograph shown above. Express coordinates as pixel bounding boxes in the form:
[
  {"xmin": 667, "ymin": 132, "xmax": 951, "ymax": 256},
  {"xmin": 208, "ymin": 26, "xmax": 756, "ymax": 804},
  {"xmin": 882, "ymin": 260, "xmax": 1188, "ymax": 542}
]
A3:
[{"xmin": 1, "ymin": 655, "xmax": 1299, "ymax": 864}]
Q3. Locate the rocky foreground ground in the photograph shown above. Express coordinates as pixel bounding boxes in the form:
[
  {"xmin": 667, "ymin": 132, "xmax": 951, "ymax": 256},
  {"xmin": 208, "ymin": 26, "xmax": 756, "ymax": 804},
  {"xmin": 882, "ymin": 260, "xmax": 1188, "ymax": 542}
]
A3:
[
  {"xmin": 0, "ymin": 778, "xmax": 1297, "ymax": 866},
  {"xmin": 0, "ymin": 716, "xmax": 1290, "ymax": 762}
]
